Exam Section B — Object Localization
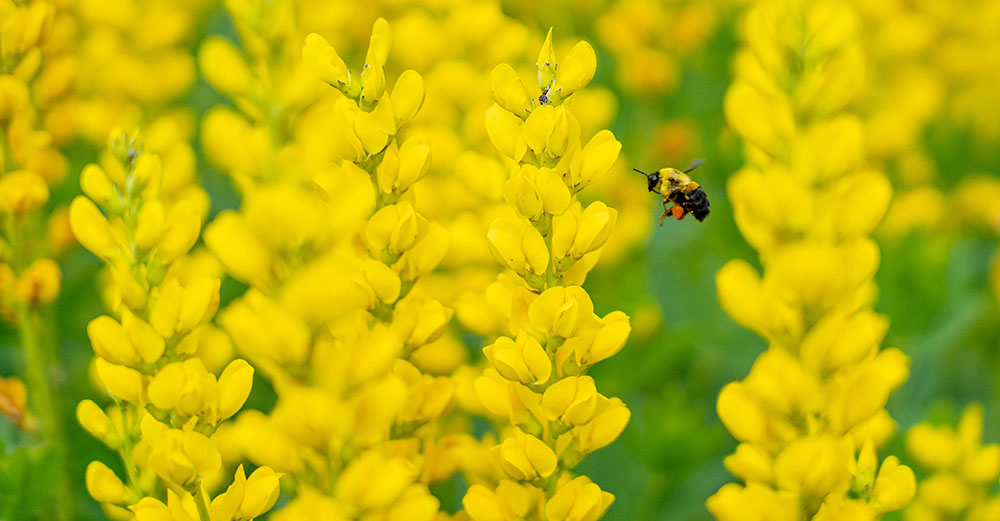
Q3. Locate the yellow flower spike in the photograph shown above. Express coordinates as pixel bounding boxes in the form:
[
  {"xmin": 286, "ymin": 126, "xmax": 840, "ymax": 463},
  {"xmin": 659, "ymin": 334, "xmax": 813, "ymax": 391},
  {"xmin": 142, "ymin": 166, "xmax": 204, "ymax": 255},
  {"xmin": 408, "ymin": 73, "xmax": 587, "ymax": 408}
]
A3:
[
  {"xmin": 545, "ymin": 476, "xmax": 615, "ymax": 521},
  {"xmin": 203, "ymin": 211, "xmax": 272, "ymax": 287},
  {"xmin": 156, "ymin": 200, "xmax": 202, "ymax": 264},
  {"xmin": 569, "ymin": 130, "xmax": 621, "ymax": 189},
  {"xmin": 14, "ymin": 257, "xmax": 60, "ymax": 305},
  {"xmin": 77, "ymin": 400, "xmax": 114, "ymax": 443},
  {"xmin": 537, "ymin": 28, "xmax": 557, "ymax": 90},
  {"xmin": 146, "ymin": 424, "xmax": 222, "ymax": 487},
  {"xmin": 494, "ymin": 428, "xmax": 557, "ymax": 481},
  {"xmin": 69, "ymin": 195, "xmax": 118, "ymax": 260},
  {"xmin": 774, "ymin": 435, "xmax": 852, "ymax": 501},
  {"xmin": 570, "ymin": 396, "xmax": 630, "ymax": 455},
  {"xmin": 0, "ymin": 170, "xmax": 48, "ymax": 214},
  {"xmin": 391, "ymin": 69, "xmax": 425, "ymax": 128},
  {"xmin": 335, "ymin": 450, "xmax": 415, "ymax": 510},
  {"xmin": 302, "ymin": 33, "xmax": 350, "ymax": 87},
  {"xmin": 85, "ymin": 461, "xmax": 131, "ymax": 505},
  {"xmin": 122, "ymin": 313, "xmax": 166, "ymax": 364},
  {"xmin": 569, "ymin": 202, "xmax": 617, "ymax": 258},
  {"xmin": 486, "ymin": 104, "xmax": 527, "ymax": 162},
  {"xmin": 199, "ymin": 36, "xmax": 252, "ymax": 96},
  {"xmin": 871, "ymin": 456, "xmax": 915, "ymax": 513},
  {"xmin": 80, "ymin": 164, "xmax": 117, "ymax": 210},
  {"xmin": 541, "ymin": 376, "xmax": 599, "ymax": 426},
  {"xmin": 524, "ymin": 104, "xmax": 556, "ymax": 154},
  {"xmin": 490, "ymin": 64, "xmax": 532, "ymax": 118},
  {"xmin": 134, "ymin": 200, "xmax": 166, "ymax": 252},
  {"xmin": 553, "ymin": 41, "xmax": 598, "ymax": 97},
  {"xmin": 484, "ymin": 333, "xmax": 551, "ymax": 385},
  {"xmin": 723, "ymin": 443, "xmax": 775, "ymax": 484},
  {"xmin": 210, "ymin": 464, "xmax": 282, "ymax": 521},
  {"xmin": 94, "ymin": 357, "xmax": 145, "ymax": 404}
]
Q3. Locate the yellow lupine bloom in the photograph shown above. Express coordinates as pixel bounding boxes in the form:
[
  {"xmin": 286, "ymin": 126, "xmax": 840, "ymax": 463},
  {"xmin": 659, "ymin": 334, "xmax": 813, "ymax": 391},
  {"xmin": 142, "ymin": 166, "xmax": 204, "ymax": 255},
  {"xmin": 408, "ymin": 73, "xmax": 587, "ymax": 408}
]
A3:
[
  {"xmin": 72, "ymin": 130, "xmax": 276, "ymax": 520},
  {"xmin": 461, "ymin": 28, "xmax": 628, "ymax": 521},
  {"xmin": 709, "ymin": 1, "xmax": 916, "ymax": 519}
]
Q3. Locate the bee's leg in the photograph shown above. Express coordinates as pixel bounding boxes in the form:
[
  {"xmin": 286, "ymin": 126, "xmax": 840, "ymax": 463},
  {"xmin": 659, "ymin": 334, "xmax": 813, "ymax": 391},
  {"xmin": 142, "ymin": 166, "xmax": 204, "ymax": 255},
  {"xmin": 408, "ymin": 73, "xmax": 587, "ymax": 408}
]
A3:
[
  {"xmin": 671, "ymin": 205, "xmax": 687, "ymax": 220},
  {"xmin": 659, "ymin": 199, "xmax": 670, "ymax": 226}
]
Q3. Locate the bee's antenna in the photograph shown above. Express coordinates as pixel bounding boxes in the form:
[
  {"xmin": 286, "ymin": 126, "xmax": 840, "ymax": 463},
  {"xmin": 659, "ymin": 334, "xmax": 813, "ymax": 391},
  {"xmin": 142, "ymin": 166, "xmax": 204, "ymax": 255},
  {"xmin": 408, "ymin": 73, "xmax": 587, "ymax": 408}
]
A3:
[
  {"xmin": 684, "ymin": 159, "xmax": 705, "ymax": 173},
  {"xmin": 633, "ymin": 168, "xmax": 651, "ymax": 178}
]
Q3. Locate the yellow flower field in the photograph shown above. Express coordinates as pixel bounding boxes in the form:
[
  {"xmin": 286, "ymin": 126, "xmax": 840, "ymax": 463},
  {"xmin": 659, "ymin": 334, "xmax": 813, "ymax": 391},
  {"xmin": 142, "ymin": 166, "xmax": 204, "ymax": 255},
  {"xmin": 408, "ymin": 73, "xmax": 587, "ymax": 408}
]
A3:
[{"xmin": 0, "ymin": 0, "xmax": 998, "ymax": 520}]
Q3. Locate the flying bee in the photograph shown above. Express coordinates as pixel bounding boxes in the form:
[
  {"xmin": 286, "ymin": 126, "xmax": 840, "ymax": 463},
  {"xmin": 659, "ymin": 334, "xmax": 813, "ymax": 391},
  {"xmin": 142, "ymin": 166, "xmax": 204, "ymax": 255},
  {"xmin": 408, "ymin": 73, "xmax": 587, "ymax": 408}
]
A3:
[{"xmin": 634, "ymin": 159, "xmax": 710, "ymax": 226}]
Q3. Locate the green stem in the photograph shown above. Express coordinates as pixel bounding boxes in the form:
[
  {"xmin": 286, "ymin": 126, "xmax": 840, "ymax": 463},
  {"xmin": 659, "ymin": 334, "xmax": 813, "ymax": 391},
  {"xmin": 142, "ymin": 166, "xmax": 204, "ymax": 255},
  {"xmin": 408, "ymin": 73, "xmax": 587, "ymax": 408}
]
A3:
[{"xmin": 194, "ymin": 481, "xmax": 213, "ymax": 521}]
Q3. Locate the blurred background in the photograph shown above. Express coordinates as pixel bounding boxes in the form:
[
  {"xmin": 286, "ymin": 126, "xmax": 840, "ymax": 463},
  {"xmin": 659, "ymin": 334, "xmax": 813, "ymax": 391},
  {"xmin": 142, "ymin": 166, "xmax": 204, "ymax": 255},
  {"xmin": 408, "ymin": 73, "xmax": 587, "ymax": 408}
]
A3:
[{"xmin": 1, "ymin": 0, "xmax": 999, "ymax": 519}]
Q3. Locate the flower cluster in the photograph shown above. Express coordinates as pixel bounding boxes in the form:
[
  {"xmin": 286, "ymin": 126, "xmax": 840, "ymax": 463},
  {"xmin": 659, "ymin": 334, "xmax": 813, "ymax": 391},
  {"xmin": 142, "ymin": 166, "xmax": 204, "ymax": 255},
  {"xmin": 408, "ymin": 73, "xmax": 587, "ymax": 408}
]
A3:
[
  {"xmin": 197, "ymin": 9, "xmax": 455, "ymax": 518},
  {"xmin": 708, "ymin": 1, "xmax": 916, "ymax": 519},
  {"xmin": 71, "ymin": 131, "xmax": 279, "ymax": 521},
  {"xmin": 460, "ymin": 30, "xmax": 630, "ymax": 521},
  {"xmin": 904, "ymin": 404, "xmax": 1000, "ymax": 521}
]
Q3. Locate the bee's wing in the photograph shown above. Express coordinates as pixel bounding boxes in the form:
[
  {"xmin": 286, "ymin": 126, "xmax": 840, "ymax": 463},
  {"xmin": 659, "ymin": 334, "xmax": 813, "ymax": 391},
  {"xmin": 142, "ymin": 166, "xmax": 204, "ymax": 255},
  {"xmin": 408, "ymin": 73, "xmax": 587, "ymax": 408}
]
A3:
[{"xmin": 684, "ymin": 159, "xmax": 705, "ymax": 173}]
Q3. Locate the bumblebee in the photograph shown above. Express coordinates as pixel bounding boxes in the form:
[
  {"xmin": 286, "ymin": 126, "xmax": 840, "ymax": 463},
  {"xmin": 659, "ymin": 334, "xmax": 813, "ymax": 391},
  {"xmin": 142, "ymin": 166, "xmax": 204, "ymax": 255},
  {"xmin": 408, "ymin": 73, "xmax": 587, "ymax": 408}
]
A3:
[{"xmin": 634, "ymin": 159, "xmax": 710, "ymax": 225}]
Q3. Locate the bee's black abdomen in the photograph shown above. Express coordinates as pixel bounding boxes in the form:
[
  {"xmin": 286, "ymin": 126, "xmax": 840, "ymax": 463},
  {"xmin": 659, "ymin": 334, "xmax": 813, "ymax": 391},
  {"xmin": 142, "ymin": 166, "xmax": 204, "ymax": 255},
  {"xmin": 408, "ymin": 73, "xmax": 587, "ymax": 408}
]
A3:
[{"xmin": 681, "ymin": 187, "xmax": 710, "ymax": 222}]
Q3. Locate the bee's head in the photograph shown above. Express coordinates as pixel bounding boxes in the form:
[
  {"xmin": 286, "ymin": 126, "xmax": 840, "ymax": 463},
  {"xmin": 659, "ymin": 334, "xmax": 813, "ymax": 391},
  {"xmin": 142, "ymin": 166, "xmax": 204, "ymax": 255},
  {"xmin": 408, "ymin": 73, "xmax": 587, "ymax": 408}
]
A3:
[{"xmin": 633, "ymin": 168, "xmax": 662, "ymax": 193}]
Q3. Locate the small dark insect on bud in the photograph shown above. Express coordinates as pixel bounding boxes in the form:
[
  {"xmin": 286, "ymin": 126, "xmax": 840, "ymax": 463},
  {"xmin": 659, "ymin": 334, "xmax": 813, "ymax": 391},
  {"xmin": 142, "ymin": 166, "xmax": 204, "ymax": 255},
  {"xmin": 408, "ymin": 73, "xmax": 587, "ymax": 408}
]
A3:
[{"xmin": 538, "ymin": 88, "xmax": 549, "ymax": 105}]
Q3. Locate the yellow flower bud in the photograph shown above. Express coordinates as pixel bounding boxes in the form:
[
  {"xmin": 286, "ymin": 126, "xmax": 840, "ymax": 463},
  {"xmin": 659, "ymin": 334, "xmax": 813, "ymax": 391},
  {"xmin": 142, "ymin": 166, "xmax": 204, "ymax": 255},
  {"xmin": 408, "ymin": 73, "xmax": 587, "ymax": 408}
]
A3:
[
  {"xmin": 506, "ymin": 165, "xmax": 544, "ymax": 221},
  {"xmin": 336, "ymin": 450, "xmax": 415, "ymax": 510},
  {"xmin": 365, "ymin": 203, "xmax": 428, "ymax": 255},
  {"xmin": 464, "ymin": 481, "xmax": 542, "ymax": 521},
  {"xmin": 706, "ymin": 483, "xmax": 798, "ymax": 521},
  {"xmin": 545, "ymin": 476, "xmax": 614, "ymax": 521},
  {"xmin": 218, "ymin": 359, "xmax": 254, "ymax": 422},
  {"xmin": 134, "ymin": 200, "xmax": 165, "ymax": 252},
  {"xmin": 156, "ymin": 200, "xmax": 201, "ymax": 264},
  {"xmin": 354, "ymin": 102, "xmax": 392, "ymax": 155},
  {"xmin": 398, "ymin": 370, "xmax": 454, "ymax": 424},
  {"xmin": 132, "ymin": 153, "xmax": 161, "ymax": 192},
  {"xmin": 361, "ymin": 54, "xmax": 387, "ymax": 106},
  {"xmin": 494, "ymin": 428, "xmax": 557, "ymax": 481},
  {"xmin": 554, "ymin": 41, "xmax": 597, "ymax": 96},
  {"xmin": 80, "ymin": 164, "xmax": 117, "ymax": 209},
  {"xmin": 486, "ymin": 104, "xmax": 527, "ymax": 162},
  {"xmin": 199, "ymin": 36, "xmax": 252, "ymax": 96},
  {"xmin": 487, "ymin": 217, "xmax": 549, "ymax": 277},
  {"xmin": 537, "ymin": 28, "xmax": 557, "ymax": 89},
  {"xmin": 490, "ymin": 64, "xmax": 531, "ymax": 118},
  {"xmin": 529, "ymin": 286, "xmax": 593, "ymax": 339},
  {"xmin": 724, "ymin": 443, "xmax": 774, "ymax": 484},
  {"xmin": 392, "ymin": 296, "xmax": 453, "ymax": 348},
  {"xmin": 484, "ymin": 333, "xmax": 551, "ymax": 385},
  {"xmin": 130, "ymin": 490, "xmax": 199, "ymax": 521},
  {"xmin": 570, "ymin": 396, "xmax": 630, "ymax": 454},
  {"xmin": 570, "ymin": 202, "xmax": 617, "ymax": 257},
  {"xmin": 69, "ymin": 195, "xmax": 118, "ymax": 260},
  {"xmin": 145, "ymin": 422, "xmax": 221, "ymax": 487},
  {"xmin": 871, "ymin": 456, "xmax": 915, "ymax": 514},
  {"xmin": 542, "ymin": 376, "xmax": 599, "ymax": 426},
  {"xmin": 396, "ymin": 137, "xmax": 431, "ymax": 192},
  {"xmin": 358, "ymin": 258, "xmax": 401, "ymax": 306},
  {"xmin": 0, "ymin": 76, "xmax": 29, "ymax": 123},
  {"xmin": 94, "ymin": 357, "xmax": 145, "ymax": 404},
  {"xmin": 391, "ymin": 69, "xmax": 425, "ymax": 127},
  {"xmin": 0, "ymin": 170, "xmax": 48, "ymax": 214},
  {"xmin": 302, "ymin": 32, "xmax": 350, "ymax": 86},
  {"xmin": 15, "ymin": 258, "xmax": 60, "ymax": 305},
  {"xmin": 210, "ymin": 464, "xmax": 282, "ymax": 521},
  {"xmin": 399, "ymin": 222, "xmax": 449, "ymax": 281},
  {"xmin": 77, "ymin": 400, "xmax": 114, "ymax": 443},
  {"xmin": 564, "ymin": 311, "xmax": 630, "ymax": 367},
  {"xmin": 774, "ymin": 435, "xmax": 851, "ymax": 500},
  {"xmin": 203, "ymin": 211, "xmax": 271, "ymax": 287},
  {"xmin": 147, "ymin": 358, "xmax": 211, "ymax": 417},
  {"xmin": 85, "ymin": 461, "xmax": 130, "ymax": 505},
  {"xmin": 569, "ymin": 130, "xmax": 621, "ymax": 188},
  {"xmin": 88, "ymin": 315, "xmax": 137, "ymax": 367},
  {"xmin": 724, "ymin": 81, "xmax": 795, "ymax": 158},
  {"xmin": 523, "ymin": 105, "xmax": 555, "ymax": 155}
]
